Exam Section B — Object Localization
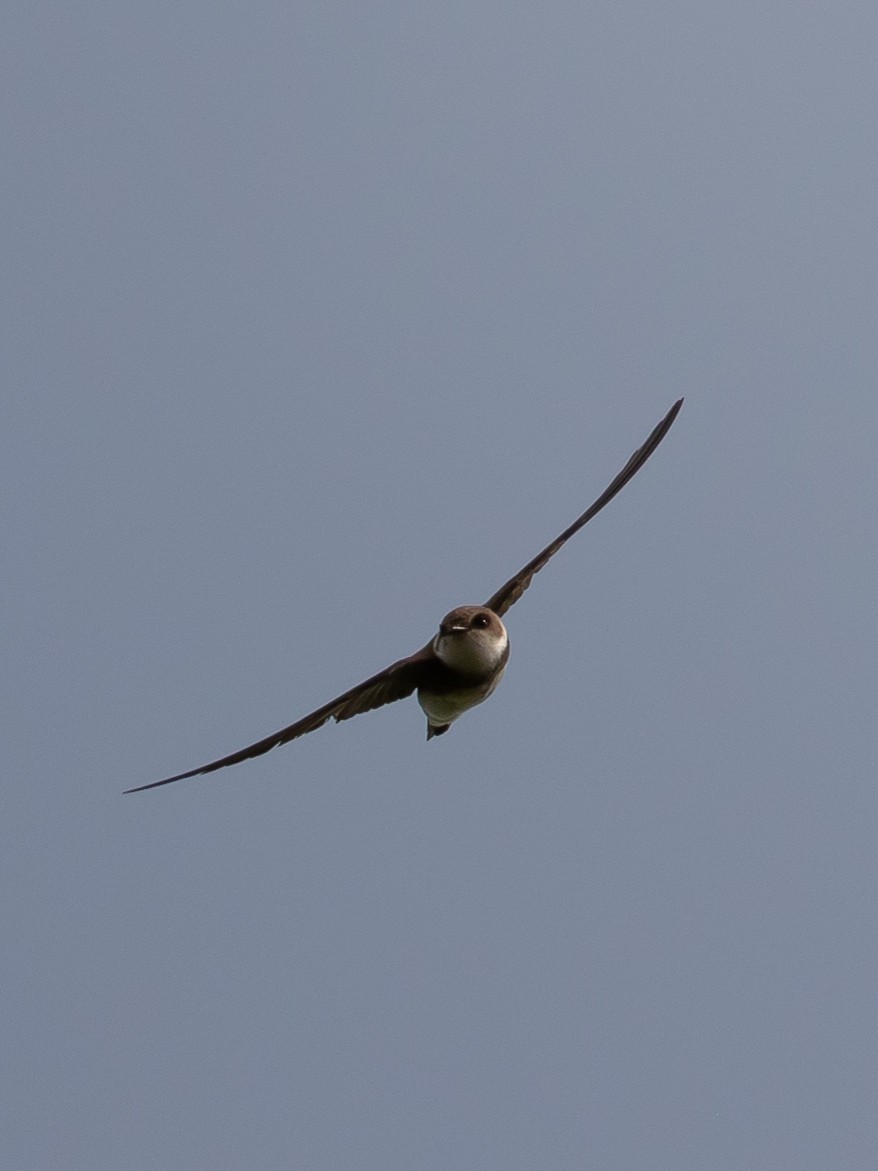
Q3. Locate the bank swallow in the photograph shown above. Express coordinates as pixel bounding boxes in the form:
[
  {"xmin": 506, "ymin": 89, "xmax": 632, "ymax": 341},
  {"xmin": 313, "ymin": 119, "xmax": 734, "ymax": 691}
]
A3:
[{"xmin": 125, "ymin": 399, "xmax": 682, "ymax": 792}]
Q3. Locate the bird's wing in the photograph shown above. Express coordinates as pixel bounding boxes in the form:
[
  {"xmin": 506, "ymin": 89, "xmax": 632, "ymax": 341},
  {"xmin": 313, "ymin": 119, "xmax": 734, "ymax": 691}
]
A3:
[
  {"xmin": 484, "ymin": 398, "xmax": 683, "ymax": 618},
  {"xmin": 124, "ymin": 642, "xmax": 435, "ymax": 793}
]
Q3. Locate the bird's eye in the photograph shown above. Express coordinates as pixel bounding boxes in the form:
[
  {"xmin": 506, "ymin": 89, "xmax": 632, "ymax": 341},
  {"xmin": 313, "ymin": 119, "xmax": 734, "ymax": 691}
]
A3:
[{"xmin": 472, "ymin": 614, "xmax": 490, "ymax": 629}]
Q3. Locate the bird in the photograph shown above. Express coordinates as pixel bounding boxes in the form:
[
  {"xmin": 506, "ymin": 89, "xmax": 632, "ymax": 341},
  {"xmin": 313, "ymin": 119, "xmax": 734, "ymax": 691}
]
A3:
[{"xmin": 125, "ymin": 399, "xmax": 682, "ymax": 793}]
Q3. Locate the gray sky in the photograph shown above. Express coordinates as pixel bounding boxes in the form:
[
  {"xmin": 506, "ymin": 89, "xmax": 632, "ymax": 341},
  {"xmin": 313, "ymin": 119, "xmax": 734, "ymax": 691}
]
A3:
[{"xmin": 4, "ymin": 3, "xmax": 877, "ymax": 1168}]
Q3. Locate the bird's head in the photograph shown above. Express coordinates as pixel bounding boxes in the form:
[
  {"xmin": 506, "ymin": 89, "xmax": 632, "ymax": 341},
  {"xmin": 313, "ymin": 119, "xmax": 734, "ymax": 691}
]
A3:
[{"xmin": 433, "ymin": 606, "xmax": 509, "ymax": 675}]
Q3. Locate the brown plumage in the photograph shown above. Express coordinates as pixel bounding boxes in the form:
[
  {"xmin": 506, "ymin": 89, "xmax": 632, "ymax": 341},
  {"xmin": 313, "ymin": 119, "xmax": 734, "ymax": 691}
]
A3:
[{"xmin": 125, "ymin": 399, "xmax": 682, "ymax": 793}]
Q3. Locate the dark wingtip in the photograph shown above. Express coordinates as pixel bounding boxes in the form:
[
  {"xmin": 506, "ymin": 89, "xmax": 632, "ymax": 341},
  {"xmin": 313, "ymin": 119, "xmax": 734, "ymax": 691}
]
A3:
[
  {"xmin": 657, "ymin": 397, "xmax": 684, "ymax": 433},
  {"xmin": 123, "ymin": 764, "xmax": 211, "ymax": 793},
  {"xmin": 123, "ymin": 774, "xmax": 191, "ymax": 794}
]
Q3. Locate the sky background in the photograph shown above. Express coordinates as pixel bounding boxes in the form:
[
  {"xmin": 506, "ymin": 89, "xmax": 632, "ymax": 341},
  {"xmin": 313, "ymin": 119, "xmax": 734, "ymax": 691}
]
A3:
[{"xmin": 3, "ymin": 2, "xmax": 877, "ymax": 1168}]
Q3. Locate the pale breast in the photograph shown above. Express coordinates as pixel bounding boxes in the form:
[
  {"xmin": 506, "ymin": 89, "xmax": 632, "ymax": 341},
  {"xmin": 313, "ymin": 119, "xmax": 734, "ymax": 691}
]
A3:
[{"xmin": 417, "ymin": 667, "xmax": 506, "ymax": 725}]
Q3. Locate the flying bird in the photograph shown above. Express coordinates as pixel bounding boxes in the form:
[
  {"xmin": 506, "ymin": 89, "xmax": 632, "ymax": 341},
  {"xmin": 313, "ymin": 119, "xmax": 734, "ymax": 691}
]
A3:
[{"xmin": 125, "ymin": 399, "xmax": 682, "ymax": 793}]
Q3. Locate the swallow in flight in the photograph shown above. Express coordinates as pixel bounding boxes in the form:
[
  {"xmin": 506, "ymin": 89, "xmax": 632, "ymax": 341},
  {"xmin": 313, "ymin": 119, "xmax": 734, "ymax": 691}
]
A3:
[{"xmin": 125, "ymin": 399, "xmax": 682, "ymax": 792}]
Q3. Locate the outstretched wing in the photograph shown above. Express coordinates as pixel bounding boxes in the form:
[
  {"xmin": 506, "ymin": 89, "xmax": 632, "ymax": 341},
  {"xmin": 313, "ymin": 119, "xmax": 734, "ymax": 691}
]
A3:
[
  {"xmin": 124, "ymin": 643, "xmax": 435, "ymax": 793},
  {"xmin": 484, "ymin": 398, "xmax": 683, "ymax": 618}
]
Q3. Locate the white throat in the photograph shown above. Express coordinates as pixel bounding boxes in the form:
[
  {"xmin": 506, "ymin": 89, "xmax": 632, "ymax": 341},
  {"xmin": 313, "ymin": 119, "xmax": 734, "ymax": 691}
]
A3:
[{"xmin": 434, "ymin": 627, "xmax": 508, "ymax": 676}]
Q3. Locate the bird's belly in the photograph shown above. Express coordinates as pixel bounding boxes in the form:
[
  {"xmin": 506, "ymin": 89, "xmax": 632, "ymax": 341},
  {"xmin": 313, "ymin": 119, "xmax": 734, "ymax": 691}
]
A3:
[{"xmin": 417, "ymin": 668, "xmax": 505, "ymax": 725}]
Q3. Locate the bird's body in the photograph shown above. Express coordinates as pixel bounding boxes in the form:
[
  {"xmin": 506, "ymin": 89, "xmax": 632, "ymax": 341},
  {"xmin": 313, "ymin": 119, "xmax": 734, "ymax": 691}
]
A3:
[
  {"xmin": 419, "ymin": 606, "xmax": 509, "ymax": 738},
  {"xmin": 125, "ymin": 400, "xmax": 682, "ymax": 793}
]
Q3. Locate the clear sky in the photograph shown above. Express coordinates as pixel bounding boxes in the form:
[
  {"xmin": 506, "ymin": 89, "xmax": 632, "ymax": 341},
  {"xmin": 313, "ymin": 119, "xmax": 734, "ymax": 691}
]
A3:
[{"xmin": 4, "ymin": 3, "xmax": 877, "ymax": 1168}]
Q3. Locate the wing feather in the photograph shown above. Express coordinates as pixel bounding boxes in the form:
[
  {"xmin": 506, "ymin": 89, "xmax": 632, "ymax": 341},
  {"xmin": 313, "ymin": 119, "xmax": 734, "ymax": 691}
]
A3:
[
  {"xmin": 124, "ymin": 643, "xmax": 434, "ymax": 793},
  {"xmin": 484, "ymin": 399, "xmax": 682, "ymax": 618}
]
